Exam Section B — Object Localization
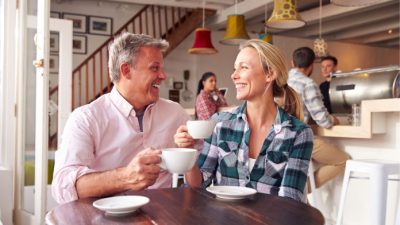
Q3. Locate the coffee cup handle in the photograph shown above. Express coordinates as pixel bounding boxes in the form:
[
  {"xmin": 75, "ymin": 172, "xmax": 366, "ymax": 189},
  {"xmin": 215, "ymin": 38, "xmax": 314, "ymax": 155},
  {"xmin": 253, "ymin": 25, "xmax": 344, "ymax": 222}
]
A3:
[{"xmin": 159, "ymin": 156, "xmax": 167, "ymax": 171}]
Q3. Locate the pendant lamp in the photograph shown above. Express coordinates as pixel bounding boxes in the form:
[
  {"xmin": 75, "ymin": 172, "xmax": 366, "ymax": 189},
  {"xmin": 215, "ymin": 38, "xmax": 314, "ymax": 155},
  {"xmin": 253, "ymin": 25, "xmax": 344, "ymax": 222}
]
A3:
[
  {"xmin": 220, "ymin": 0, "xmax": 250, "ymax": 45},
  {"xmin": 188, "ymin": 0, "xmax": 218, "ymax": 54},
  {"xmin": 266, "ymin": 0, "xmax": 305, "ymax": 29},
  {"xmin": 331, "ymin": 0, "xmax": 384, "ymax": 6},
  {"xmin": 313, "ymin": 0, "xmax": 328, "ymax": 57},
  {"xmin": 259, "ymin": 4, "xmax": 273, "ymax": 44},
  {"xmin": 259, "ymin": 33, "xmax": 273, "ymax": 44}
]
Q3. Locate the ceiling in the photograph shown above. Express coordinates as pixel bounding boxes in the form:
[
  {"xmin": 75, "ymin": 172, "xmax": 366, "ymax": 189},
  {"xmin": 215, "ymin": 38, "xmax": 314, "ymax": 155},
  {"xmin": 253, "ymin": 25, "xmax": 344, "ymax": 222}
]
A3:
[{"xmin": 85, "ymin": 0, "xmax": 400, "ymax": 49}]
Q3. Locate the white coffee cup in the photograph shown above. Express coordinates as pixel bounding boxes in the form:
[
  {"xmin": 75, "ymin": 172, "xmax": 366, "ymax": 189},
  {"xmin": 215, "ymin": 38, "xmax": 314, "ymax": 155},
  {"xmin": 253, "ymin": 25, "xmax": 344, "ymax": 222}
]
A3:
[
  {"xmin": 186, "ymin": 120, "xmax": 216, "ymax": 139},
  {"xmin": 160, "ymin": 148, "xmax": 197, "ymax": 174}
]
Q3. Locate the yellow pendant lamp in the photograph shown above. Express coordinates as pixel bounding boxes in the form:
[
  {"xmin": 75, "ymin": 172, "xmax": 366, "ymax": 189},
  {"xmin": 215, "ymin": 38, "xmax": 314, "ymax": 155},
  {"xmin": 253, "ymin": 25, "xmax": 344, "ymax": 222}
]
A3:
[
  {"xmin": 220, "ymin": 0, "xmax": 250, "ymax": 45},
  {"xmin": 266, "ymin": 0, "xmax": 305, "ymax": 29},
  {"xmin": 188, "ymin": 0, "xmax": 218, "ymax": 54}
]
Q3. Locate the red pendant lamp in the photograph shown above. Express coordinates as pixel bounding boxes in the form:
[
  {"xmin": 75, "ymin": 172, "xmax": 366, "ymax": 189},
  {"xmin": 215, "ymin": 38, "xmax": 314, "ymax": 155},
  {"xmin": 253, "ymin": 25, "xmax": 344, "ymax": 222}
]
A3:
[{"xmin": 188, "ymin": 0, "xmax": 218, "ymax": 55}]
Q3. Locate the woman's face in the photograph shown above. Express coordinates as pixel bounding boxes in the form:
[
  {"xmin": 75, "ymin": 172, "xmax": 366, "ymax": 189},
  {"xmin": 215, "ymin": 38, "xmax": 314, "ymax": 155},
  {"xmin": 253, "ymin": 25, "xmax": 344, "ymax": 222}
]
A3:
[
  {"xmin": 202, "ymin": 75, "xmax": 217, "ymax": 92},
  {"xmin": 231, "ymin": 47, "xmax": 270, "ymax": 101}
]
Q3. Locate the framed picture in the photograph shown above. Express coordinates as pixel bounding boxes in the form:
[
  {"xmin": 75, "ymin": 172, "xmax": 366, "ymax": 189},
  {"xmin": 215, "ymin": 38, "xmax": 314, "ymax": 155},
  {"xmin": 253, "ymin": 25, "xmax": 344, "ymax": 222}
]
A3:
[
  {"xmin": 50, "ymin": 11, "xmax": 61, "ymax": 18},
  {"xmin": 63, "ymin": 13, "xmax": 87, "ymax": 33},
  {"xmin": 169, "ymin": 90, "xmax": 180, "ymax": 103},
  {"xmin": 72, "ymin": 35, "xmax": 87, "ymax": 54},
  {"xmin": 49, "ymin": 55, "xmax": 59, "ymax": 74},
  {"xmin": 89, "ymin": 16, "xmax": 113, "ymax": 36},
  {"xmin": 50, "ymin": 32, "xmax": 59, "ymax": 53},
  {"xmin": 173, "ymin": 81, "xmax": 183, "ymax": 90}
]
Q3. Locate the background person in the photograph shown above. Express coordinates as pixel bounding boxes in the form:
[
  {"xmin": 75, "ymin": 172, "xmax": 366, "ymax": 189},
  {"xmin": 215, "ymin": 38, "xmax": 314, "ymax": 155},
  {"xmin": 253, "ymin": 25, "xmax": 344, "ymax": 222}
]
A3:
[
  {"xmin": 288, "ymin": 47, "xmax": 350, "ymax": 190},
  {"xmin": 195, "ymin": 72, "xmax": 228, "ymax": 120},
  {"xmin": 52, "ymin": 33, "xmax": 190, "ymax": 204},
  {"xmin": 319, "ymin": 55, "xmax": 338, "ymax": 113},
  {"xmin": 175, "ymin": 40, "xmax": 313, "ymax": 203}
]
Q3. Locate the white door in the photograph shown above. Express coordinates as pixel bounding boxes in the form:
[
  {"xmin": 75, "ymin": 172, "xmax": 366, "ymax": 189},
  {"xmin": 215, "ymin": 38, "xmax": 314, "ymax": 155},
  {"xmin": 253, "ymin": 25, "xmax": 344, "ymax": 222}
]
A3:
[{"xmin": 13, "ymin": 0, "xmax": 72, "ymax": 224}]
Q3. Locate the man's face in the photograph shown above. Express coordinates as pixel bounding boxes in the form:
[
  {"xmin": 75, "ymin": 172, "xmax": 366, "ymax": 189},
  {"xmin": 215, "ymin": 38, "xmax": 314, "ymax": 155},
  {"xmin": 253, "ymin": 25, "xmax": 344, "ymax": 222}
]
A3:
[
  {"xmin": 125, "ymin": 47, "xmax": 166, "ymax": 109},
  {"xmin": 321, "ymin": 59, "xmax": 336, "ymax": 80}
]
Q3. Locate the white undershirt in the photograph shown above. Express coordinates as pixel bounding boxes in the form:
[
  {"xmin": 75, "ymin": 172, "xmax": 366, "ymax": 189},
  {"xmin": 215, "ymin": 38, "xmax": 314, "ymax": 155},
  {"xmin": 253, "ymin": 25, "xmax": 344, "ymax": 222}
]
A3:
[{"xmin": 249, "ymin": 158, "xmax": 256, "ymax": 171}]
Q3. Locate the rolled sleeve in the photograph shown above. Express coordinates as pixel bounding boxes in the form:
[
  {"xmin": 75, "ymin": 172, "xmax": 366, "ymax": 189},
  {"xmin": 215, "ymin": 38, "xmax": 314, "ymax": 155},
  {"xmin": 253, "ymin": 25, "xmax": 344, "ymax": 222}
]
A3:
[
  {"xmin": 303, "ymin": 82, "xmax": 333, "ymax": 128},
  {"xmin": 51, "ymin": 108, "xmax": 98, "ymax": 204}
]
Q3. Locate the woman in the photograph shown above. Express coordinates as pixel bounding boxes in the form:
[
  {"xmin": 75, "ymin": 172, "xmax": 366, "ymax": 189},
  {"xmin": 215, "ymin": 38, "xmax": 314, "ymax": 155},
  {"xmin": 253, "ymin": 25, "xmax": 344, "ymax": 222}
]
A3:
[
  {"xmin": 175, "ymin": 40, "xmax": 313, "ymax": 202},
  {"xmin": 195, "ymin": 72, "xmax": 228, "ymax": 120}
]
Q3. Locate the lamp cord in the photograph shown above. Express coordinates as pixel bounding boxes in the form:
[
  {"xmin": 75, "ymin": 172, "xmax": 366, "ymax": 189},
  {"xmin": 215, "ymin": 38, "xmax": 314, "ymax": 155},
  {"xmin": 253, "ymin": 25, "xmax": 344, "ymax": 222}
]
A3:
[
  {"xmin": 202, "ymin": 0, "xmax": 205, "ymax": 28},
  {"xmin": 235, "ymin": 0, "xmax": 237, "ymax": 15},
  {"xmin": 319, "ymin": 0, "xmax": 322, "ymax": 39},
  {"xmin": 264, "ymin": 3, "xmax": 268, "ymax": 34}
]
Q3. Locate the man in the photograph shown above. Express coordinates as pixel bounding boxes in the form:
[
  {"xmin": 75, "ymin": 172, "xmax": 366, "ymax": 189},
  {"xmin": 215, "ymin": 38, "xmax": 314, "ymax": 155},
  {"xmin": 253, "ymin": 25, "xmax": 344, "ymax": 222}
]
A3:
[
  {"xmin": 319, "ymin": 55, "xmax": 338, "ymax": 113},
  {"xmin": 52, "ymin": 33, "xmax": 190, "ymax": 204},
  {"xmin": 287, "ymin": 47, "xmax": 349, "ymax": 189}
]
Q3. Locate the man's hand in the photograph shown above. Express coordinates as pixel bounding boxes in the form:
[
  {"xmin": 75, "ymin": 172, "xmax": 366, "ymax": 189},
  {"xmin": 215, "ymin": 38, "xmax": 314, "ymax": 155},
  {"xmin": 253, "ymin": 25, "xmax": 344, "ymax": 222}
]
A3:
[
  {"xmin": 331, "ymin": 115, "xmax": 340, "ymax": 125},
  {"xmin": 122, "ymin": 148, "xmax": 162, "ymax": 191}
]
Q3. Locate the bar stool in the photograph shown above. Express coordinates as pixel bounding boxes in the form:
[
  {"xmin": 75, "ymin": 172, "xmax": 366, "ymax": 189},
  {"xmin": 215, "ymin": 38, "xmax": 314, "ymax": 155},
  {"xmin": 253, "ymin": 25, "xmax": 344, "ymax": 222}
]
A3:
[{"xmin": 336, "ymin": 159, "xmax": 400, "ymax": 225}]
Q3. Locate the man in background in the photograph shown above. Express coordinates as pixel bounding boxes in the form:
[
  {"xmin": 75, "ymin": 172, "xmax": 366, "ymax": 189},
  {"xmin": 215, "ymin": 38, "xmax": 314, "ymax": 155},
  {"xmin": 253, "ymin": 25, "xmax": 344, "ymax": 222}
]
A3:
[
  {"xmin": 287, "ymin": 47, "xmax": 349, "ymax": 190},
  {"xmin": 319, "ymin": 55, "xmax": 338, "ymax": 113}
]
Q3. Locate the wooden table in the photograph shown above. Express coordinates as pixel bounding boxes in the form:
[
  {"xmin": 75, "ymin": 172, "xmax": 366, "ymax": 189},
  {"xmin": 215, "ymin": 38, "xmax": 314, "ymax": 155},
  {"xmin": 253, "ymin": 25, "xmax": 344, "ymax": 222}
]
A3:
[{"xmin": 46, "ymin": 188, "xmax": 324, "ymax": 225}]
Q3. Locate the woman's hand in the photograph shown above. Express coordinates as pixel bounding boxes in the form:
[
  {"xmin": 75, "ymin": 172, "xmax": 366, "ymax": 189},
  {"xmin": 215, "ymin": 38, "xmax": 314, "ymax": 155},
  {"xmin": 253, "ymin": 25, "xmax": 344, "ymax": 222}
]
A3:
[{"xmin": 174, "ymin": 125, "xmax": 196, "ymax": 148}]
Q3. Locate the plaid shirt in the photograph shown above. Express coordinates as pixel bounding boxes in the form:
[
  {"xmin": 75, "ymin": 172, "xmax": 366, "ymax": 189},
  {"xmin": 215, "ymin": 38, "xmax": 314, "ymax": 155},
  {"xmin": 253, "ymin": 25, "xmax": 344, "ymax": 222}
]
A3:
[
  {"xmin": 198, "ymin": 103, "xmax": 313, "ymax": 202},
  {"xmin": 288, "ymin": 68, "xmax": 333, "ymax": 128},
  {"xmin": 195, "ymin": 90, "xmax": 228, "ymax": 120}
]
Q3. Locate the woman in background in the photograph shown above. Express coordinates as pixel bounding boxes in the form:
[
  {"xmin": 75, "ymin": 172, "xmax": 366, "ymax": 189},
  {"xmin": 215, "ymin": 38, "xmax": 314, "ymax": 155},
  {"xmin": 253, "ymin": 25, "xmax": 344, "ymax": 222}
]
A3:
[
  {"xmin": 195, "ymin": 72, "xmax": 228, "ymax": 120},
  {"xmin": 175, "ymin": 40, "xmax": 313, "ymax": 203}
]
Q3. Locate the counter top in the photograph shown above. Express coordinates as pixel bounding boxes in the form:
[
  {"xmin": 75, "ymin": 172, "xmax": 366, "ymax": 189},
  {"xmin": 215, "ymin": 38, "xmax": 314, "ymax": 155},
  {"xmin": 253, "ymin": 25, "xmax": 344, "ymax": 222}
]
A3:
[{"xmin": 312, "ymin": 98, "xmax": 400, "ymax": 138}]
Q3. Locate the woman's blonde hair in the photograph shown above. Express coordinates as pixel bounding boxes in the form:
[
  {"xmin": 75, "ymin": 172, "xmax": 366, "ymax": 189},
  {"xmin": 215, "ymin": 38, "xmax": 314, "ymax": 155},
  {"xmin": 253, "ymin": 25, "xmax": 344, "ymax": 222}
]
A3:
[{"xmin": 239, "ymin": 39, "xmax": 303, "ymax": 121}]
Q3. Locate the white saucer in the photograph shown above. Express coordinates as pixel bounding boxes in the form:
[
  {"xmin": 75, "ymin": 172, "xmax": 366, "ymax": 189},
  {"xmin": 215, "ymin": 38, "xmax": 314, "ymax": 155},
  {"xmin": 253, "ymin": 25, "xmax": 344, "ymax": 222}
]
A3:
[
  {"xmin": 206, "ymin": 186, "xmax": 257, "ymax": 200},
  {"xmin": 93, "ymin": 195, "xmax": 149, "ymax": 216}
]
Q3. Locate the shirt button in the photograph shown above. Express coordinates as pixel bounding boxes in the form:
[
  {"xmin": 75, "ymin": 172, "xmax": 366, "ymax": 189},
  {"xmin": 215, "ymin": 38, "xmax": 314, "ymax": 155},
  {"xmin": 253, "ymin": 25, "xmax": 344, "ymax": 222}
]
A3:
[{"xmin": 246, "ymin": 175, "xmax": 250, "ymax": 180}]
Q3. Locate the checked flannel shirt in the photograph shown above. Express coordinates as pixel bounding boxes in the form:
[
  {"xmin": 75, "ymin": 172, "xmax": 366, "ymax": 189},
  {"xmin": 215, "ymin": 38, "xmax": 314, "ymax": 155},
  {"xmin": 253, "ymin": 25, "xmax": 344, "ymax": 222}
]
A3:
[{"xmin": 197, "ymin": 103, "xmax": 313, "ymax": 202}]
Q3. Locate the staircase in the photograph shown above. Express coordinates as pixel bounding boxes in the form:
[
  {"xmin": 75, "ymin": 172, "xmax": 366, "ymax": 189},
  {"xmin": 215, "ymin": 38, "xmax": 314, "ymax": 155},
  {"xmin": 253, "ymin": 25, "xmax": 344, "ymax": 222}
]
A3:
[{"xmin": 48, "ymin": 4, "xmax": 216, "ymax": 148}]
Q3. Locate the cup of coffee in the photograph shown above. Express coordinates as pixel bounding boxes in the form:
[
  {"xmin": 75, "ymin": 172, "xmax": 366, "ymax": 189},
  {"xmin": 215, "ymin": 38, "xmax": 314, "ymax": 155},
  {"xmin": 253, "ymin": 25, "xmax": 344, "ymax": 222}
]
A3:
[
  {"xmin": 160, "ymin": 148, "xmax": 197, "ymax": 174},
  {"xmin": 186, "ymin": 120, "xmax": 216, "ymax": 139}
]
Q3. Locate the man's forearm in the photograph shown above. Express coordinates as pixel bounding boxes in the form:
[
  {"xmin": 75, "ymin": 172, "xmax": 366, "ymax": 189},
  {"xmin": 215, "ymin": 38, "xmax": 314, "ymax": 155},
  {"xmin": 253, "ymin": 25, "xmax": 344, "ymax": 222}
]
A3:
[{"xmin": 76, "ymin": 167, "xmax": 130, "ymax": 199}]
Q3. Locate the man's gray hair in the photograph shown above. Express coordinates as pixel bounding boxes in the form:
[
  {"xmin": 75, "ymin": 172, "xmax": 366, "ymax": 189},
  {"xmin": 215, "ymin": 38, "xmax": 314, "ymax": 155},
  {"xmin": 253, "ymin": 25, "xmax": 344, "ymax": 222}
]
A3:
[{"xmin": 108, "ymin": 33, "xmax": 169, "ymax": 83}]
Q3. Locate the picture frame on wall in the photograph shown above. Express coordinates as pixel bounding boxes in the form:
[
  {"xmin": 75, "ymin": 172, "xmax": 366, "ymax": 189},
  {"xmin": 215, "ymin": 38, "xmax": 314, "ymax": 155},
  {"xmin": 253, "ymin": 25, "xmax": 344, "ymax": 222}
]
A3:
[
  {"xmin": 89, "ymin": 16, "xmax": 113, "ymax": 36},
  {"xmin": 63, "ymin": 13, "xmax": 87, "ymax": 33},
  {"xmin": 50, "ymin": 32, "xmax": 59, "ymax": 53},
  {"xmin": 173, "ymin": 81, "xmax": 183, "ymax": 90},
  {"xmin": 49, "ymin": 55, "xmax": 59, "ymax": 74},
  {"xmin": 72, "ymin": 35, "xmax": 87, "ymax": 54}
]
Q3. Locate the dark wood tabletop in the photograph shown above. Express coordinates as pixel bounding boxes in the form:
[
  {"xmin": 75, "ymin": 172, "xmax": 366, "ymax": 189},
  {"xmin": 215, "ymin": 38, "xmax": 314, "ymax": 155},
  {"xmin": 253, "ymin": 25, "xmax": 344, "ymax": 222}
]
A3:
[{"xmin": 46, "ymin": 187, "xmax": 324, "ymax": 225}]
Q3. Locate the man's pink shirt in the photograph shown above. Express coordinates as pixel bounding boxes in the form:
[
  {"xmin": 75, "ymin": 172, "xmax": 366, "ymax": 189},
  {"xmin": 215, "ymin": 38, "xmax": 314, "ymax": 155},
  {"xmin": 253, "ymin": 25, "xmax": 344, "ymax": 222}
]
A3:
[{"xmin": 52, "ymin": 88, "xmax": 190, "ymax": 204}]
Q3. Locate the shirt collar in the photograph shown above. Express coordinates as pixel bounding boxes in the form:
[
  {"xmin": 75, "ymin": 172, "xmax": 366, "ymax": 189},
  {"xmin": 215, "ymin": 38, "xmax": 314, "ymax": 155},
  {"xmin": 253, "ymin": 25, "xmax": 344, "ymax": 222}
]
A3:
[
  {"xmin": 110, "ymin": 87, "xmax": 134, "ymax": 118},
  {"xmin": 110, "ymin": 87, "xmax": 158, "ymax": 118},
  {"xmin": 236, "ymin": 102, "xmax": 292, "ymax": 130}
]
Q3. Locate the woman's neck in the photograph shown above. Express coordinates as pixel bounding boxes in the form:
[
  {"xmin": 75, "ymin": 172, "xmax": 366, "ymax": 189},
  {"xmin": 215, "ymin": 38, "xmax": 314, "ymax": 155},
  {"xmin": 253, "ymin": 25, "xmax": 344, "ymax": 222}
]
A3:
[{"xmin": 246, "ymin": 99, "xmax": 277, "ymax": 128}]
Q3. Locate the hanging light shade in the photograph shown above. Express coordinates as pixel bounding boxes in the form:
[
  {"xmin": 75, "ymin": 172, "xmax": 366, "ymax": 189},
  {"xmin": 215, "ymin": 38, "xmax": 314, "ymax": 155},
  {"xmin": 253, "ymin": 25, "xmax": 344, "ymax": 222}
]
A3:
[
  {"xmin": 313, "ymin": 38, "xmax": 328, "ymax": 57},
  {"xmin": 259, "ymin": 33, "xmax": 273, "ymax": 44},
  {"xmin": 331, "ymin": 0, "xmax": 384, "ymax": 6},
  {"xmin": 266, "ymin": 0, "xmax": 305, "ymax": 29},
  {"xmin": 188, "ymin": 28, "xmax": 218, "ymax": 54},
  {"xmin": 220, "ymin": 15, "xmax": 250, "ymax": 45}
]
